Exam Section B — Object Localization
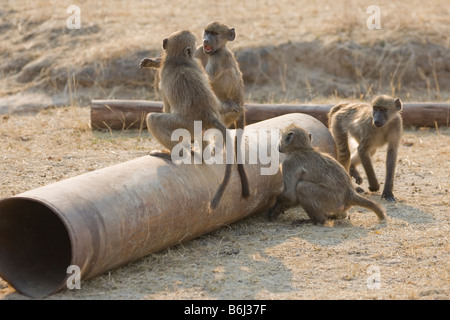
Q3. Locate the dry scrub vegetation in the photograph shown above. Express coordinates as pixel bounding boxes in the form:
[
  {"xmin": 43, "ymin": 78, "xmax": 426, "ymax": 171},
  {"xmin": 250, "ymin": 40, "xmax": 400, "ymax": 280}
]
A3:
[
  {"xmin": 0, "ymin": 0, "xmax": 449, "ymax": 300},
  {"xmin": 1, "ymin": 0, "xmax": 449, "ymax": 110}
]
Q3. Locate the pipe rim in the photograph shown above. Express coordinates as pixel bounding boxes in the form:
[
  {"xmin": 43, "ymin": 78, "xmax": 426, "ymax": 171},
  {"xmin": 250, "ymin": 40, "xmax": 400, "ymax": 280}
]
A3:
[{"xmin": 0, "ymin": 196, "xmax": 73, "ymax": 298}]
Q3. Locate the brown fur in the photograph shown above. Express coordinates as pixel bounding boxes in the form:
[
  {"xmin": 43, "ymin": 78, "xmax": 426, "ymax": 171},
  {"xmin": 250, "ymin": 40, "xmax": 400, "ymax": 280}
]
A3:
[
  {"xmin": 267, "ymin": 124, "xmax": 386, "ymax": 225},
  {"xmin": 328, "ymin": 95, "xmax": 403, "ymax": 201},
  {"xmin": 145, "ymin": 30, "xmax": 249, "ymax": 209}
]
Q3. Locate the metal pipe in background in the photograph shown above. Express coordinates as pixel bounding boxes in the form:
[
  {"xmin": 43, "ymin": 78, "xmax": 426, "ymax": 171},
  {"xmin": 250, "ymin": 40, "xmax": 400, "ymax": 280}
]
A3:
[{"xmin": 0, "ymin": 114, "xmax": 335, "ymax": 299}]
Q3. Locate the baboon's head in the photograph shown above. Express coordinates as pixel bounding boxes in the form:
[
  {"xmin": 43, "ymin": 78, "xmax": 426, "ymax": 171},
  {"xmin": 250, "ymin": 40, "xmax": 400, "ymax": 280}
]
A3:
[
  {"xmin": 278, "ymin": 124, "xmax": 313, "ymax": 154},
  {"xmin": 372, "ymin": 95, "xmax": 402, "ymax": 127},
  {"xmin": 162, "ymin": 30, "xmax": 196, "ymax": 58},
  {"xmin": 202, "ymin": 21, "xmax": 236, "ymax": 55}
]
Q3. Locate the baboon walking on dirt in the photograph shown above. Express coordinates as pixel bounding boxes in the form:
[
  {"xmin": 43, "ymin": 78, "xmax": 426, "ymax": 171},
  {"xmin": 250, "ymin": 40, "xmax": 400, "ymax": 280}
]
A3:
[
  {"xmin": 267, "ymin": 124, "xmax": 386, "ymax": 225},
  {"xmin": 145, "ymin": 30, "xmax": 250, "ymax": 209},
  {"xmin": 328, "ymin": 95, "xmax": 403, "ymax": 202}
]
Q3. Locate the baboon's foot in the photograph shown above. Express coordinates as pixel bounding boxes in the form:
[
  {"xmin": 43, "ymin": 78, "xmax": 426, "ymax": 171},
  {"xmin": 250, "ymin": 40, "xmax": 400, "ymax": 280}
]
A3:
[
  {"xmin": 292, "ymin": 219, "xmax": 313, "ymax": 226},
  {"xmin": 266, "ymin": 203, "xmax": 285, "ymax": 221},
  {"xmin": 368, "ymin": 182, "xmax": 380, "ymax": 192},
  {"xmin": 381, "ymin": 190, "xmax": 397, "ymax": 202},
  {"xmin": 328, "ymin": 210, "xmax": 348, "ymax": 220},
  {"xmin": 350, "ymin": 166, "xmax": 363, "ymax": 185},
  {"xmin": 149, "ymin": 149, "xmax": 172, "ymax": 160}
]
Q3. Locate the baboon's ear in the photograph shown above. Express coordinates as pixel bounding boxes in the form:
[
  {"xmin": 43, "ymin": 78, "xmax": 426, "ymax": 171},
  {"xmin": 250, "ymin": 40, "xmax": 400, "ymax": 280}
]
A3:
[
  {"xmin": 162, "ymin": 38, "xmax": 168, "ymax": 50},
  {"xmin": 394, "ymin": 98, "xmax": 402, "ymax": 111},
  {"xmin": 228, "ymin": 28, "xmax": 236, "ymax": 41},
  {"xmin": 184, "ymin": 46, "xmax": 192, "ymax": 57},
  {"xmin": 285, "ymin": 131, "xmax": 294, "ymax": 144}
]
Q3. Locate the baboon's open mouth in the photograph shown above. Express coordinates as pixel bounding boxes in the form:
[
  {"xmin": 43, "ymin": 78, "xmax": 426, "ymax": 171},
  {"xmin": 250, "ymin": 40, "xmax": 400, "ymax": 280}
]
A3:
[{"xmin": 204, "ymin": 45, "xmax": 213, "ymax": 53}]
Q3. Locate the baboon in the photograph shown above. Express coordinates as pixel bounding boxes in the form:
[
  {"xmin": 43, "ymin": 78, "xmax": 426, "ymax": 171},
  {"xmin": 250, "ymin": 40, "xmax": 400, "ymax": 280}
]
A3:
[
  {"xmin": 328, "ymin": 95, "xmax": 403, "ymax": 202},
  {"xmin": 194, "ymin": 21, "xmax": 246, "ymax": 130},
  {"xmin": 140, "ymin": 22, "xmax": 248, "ymax": 206},
  {"xmin": 267, "ymin": 124, "xmax": 386, "ymax": 225},
  {"xmin": 145, "ymin": 30, "xmax": 250, "ymax": 209},
  {"xmin": 139, "ymin": 21, "xmax": 244, "ymax": 129},
  {"xmin": 194, "ymin": 21, "xmax": 247, "ymax": 203}
]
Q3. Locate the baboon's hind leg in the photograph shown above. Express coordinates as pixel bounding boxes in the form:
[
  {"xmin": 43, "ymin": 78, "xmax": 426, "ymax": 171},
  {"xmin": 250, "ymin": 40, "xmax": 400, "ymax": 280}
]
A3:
[
  {"xmin": 295, "ymin": 181, "xmax": 332, "ymax": 225},
  {"xmin": 146, "ymin": 112, "xmax": 194, "ymax": 161}
]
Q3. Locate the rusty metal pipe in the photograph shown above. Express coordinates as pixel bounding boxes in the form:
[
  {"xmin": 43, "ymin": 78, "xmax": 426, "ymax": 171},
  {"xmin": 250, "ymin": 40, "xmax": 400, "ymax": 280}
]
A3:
[{"xmin": 0, "ymin": 114, "xmax": 335, "ymax": 298}]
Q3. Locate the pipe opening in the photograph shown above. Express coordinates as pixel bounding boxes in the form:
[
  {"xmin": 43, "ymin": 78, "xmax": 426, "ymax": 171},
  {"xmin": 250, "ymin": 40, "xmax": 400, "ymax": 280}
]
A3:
[{"xmin": 0, "ymin": 198, "xmax": 71, "ymax": 298}]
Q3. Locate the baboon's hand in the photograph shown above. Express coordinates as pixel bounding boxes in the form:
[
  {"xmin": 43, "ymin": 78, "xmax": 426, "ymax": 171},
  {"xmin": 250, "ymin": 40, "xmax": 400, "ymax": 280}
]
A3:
[
  {"xmin": 381, "ymin": 190, "xmax": 396, "ymax": 202},
  {"xmin": 139, "ymin": 58, "xmax": 159, "ymax": 69},
  {"xmin": 222, "ymin": 101, "xmax": 241, "ymax": 114},
  {"xmin": 139, "ymin": 58, "xmax": 150, "ymax": 68},
  {"xmin": 229, "ymin": 101, "xmax": 241, "ymax": 114}
]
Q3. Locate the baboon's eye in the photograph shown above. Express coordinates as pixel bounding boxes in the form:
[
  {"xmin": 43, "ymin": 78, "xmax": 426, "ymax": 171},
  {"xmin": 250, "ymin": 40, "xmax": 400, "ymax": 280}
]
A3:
[{"xmin": 374, "ymin": 106, "xmax": 386, "ymax": 112}]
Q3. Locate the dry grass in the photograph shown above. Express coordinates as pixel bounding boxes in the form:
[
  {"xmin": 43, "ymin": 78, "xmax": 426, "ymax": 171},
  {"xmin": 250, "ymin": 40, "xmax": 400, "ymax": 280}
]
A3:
[
  {"xmin": 1, "ymin": 0, "xmax": 449, "ymax": 104},
  {"xmin": 0, "ymin": 106, "xmax": 155, "ymax": 196}
]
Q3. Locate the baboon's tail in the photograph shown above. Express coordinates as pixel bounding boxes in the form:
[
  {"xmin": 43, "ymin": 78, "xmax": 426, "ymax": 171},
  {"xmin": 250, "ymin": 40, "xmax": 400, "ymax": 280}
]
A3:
[
  {"xmin": 211, "ymin": 163, "xmax": 232, "ymax": 209},
  {"xmin": 211, "ymin": 137, "xmax": 249, "ymax": 209},
  {"xmin": 210, "ymin": 117, "xmax": 234, "ymax": 209},
  {"xmin": 350, "ymin": 192, "xmax": 386, "ymax": 220},
  {"xmin": 210, "ymin": 115, "xmax": 250, "ymax": 209},
  {"xmin": 237, "ymin": 163, "xmax": 250, "ymax": 197},
  {"xmin": 329, "ymin": 103, "xmax": 348, "ymax": 116},
  {"xmin": 235, "ymin": 133, "xmax": 250, "ymax": 199},
  {"xmin": 328, "ymin": 102, "xmax": 348, "ymax": 127}
]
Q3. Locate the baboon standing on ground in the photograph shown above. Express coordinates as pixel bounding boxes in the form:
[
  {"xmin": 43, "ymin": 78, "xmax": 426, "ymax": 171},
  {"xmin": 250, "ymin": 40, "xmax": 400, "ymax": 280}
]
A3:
[
  {"xmin": 328, "ymin": 95, "xmax": 403, "ymax": 202},
  {"xmin": 145, "ymin": 30, "xmax": 250, "ymax": 209},
  {"xmin": 267, "ymin": 124, "xmax": 386, "ymax": 225}
]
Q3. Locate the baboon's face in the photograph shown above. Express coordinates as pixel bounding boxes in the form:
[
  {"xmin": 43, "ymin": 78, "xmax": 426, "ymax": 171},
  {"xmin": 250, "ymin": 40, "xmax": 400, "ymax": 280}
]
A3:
[
  {"xmin": 278, "ymin": 125, "xmax": 312, "ymax": 153},
  {"xmin": 163, "ymin": 30, "xmax": 196, "ymax": 57},
  {"xmin": 372, "ymin": 96, "xmax": 402, "ymax": 127},
  {"xmin": 202, "ymin": 22, "xmax": 235, "ymax": 55}
]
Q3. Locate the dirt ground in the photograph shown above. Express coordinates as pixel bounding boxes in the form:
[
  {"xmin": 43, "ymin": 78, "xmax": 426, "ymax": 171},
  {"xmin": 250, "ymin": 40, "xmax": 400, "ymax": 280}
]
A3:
[
  {"xmin": 0, "ymin": 107, "xmax": 449, "ymax": 300},
  {"xmin": 0, "ymin": 0, "xmax": 449, "ymax": 300}
]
